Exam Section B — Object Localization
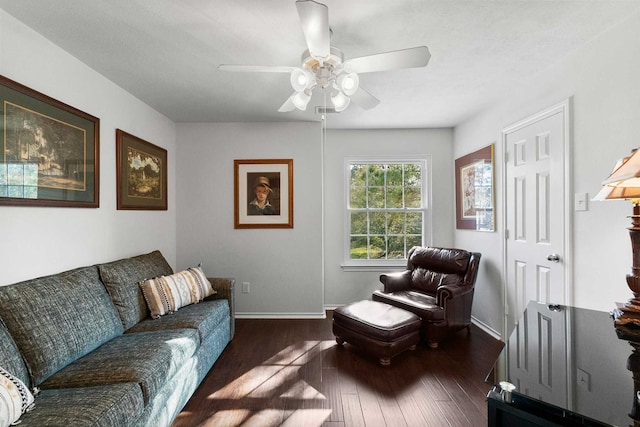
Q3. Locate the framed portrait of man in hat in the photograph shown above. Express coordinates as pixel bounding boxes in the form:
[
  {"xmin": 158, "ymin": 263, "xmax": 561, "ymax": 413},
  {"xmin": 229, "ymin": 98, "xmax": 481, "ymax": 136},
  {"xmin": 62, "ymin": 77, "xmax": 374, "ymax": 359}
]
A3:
[{"xmin": 234, "ymin": 159, "xmax": 293, "ymax": 228}]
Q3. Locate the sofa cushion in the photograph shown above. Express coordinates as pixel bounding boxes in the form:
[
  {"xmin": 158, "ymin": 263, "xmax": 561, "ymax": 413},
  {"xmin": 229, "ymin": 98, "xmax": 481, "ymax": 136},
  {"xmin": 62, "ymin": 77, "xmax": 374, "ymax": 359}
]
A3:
[
  {"xmin": 98, "ymin": 250, "xmax": 174, "ymax": 330},
  {"xmin": 0, "ymin": 266, "xmax": 124, "ymax": 386},
  {"xmin": 127, "ymin": 299, "xmax": 230, "ymax": 342},
  {"xmin": 0, "ymin": 320, "xmax": 30, "ymax": 387},
  {"xmin": 17, "ymin": 383, "xmax": 143, "ymax": 427},
  {"xmin": 40, "ymin": 329, "xmax": 199, "ymax": 405},
  {"xmin": 139, "ymin": 266, "xmax": 216, "ymax": 318},
  {"xmin": 0, "ymin": 366, "xmax": 34, "ymax": 427}
]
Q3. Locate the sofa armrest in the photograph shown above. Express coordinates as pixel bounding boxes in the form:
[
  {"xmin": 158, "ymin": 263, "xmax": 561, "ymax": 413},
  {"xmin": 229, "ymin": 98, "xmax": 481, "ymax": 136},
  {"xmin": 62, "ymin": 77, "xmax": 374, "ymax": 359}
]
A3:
[
  {"xmin": 207, "ymin": 277, "xmax": 236, "ymax": 340},
  {"xmin": 379, "ymin": 271, "xmax": 412, "ymax": 293}
]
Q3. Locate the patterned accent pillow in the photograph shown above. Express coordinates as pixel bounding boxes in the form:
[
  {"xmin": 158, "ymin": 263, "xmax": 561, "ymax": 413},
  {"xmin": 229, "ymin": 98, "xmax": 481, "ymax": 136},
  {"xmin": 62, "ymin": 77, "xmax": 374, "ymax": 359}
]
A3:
[
  {"xmin": 139, "ymin": 266, "xmax": 216, "ymax": 319},
  {"xmin": 0, "ymin": 366, "xmax": 34, "ymax": 427}
]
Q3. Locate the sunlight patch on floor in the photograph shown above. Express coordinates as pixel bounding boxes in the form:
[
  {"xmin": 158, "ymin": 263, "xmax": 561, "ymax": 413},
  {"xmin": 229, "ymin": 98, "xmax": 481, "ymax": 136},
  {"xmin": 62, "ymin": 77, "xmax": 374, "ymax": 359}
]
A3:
[{"xmin": 201, "ymin": 340, "xmax": 336, "ymax": 426}]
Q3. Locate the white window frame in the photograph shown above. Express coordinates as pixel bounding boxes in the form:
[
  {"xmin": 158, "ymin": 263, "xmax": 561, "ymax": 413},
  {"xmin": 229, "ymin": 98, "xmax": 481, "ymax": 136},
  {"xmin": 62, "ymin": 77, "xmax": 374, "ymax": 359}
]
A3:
[{"xmin": 342, "ymin": 155, "xmax": 432, "ymax": 271}]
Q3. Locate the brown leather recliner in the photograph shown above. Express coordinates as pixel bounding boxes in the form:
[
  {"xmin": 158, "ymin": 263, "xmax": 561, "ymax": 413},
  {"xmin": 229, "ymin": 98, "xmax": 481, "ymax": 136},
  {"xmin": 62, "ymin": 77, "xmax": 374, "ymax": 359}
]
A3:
[{"xmin": 372, "ymin": 246, "xmax": 481, "ymax": 348}]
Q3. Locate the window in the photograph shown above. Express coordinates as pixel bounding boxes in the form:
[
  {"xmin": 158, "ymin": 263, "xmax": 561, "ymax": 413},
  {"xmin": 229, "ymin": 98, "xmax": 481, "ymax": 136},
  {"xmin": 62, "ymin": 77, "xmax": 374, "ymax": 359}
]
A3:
[{"xmin": 344, "ymin": 158, "xmax": 430, "ymax": 268}]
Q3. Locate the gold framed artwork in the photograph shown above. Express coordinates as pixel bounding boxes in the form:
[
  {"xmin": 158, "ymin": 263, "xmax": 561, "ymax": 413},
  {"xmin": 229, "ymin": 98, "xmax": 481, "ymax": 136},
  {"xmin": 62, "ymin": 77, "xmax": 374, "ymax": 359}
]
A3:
[
  {"xmin": 234, "ymin": 159, "xmax": 293, "ymax": 229},
  {"xmin": 0, "ymin": 75, "xmax": 100, "ymax": 207},
  {"xmin": 455, "ymin": 144, "xmax": 495, "ymax": 231},
  {"xmin": 116, "ymin": 129, "xmax": 167, "ymax": 210}
]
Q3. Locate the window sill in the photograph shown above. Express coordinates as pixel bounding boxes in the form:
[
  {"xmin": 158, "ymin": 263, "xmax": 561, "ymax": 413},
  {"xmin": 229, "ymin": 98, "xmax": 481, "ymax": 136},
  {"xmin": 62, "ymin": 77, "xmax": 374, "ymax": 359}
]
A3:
[{"xmin": 341, "ymin": 263, "xmax": 405, "ymax": 272}]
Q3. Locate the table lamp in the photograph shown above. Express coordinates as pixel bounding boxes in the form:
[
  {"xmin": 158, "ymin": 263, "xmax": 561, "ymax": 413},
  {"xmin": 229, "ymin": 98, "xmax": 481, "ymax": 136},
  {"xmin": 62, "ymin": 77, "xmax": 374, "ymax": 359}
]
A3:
[{"xmin": 594, "ymin": 149, "xmax": 640, "ymax": 328}]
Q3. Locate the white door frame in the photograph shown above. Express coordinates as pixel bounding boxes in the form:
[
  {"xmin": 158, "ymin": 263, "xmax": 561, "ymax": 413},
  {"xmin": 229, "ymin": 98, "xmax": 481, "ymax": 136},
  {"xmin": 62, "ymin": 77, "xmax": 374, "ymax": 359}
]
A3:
[{"xmin": 500, "ymin": 98, "xmax": 573, "ymax": 339}]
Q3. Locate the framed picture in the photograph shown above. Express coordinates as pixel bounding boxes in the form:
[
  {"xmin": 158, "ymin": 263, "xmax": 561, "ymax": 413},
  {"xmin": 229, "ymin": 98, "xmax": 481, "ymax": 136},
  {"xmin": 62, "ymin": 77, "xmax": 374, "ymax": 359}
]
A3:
[
  {"xmin": 116, "ymin": 129, "xmax": 167, "ymax": 210},
  {"xmin": 234, "ymin": 159, "xmax": 293, "ymax": 229},
  {"xmin": 0, "ymin": 75, "xmax": 100, "ymax": 207},
  {"xmin": 455, "ymin": 144, "xmax": 495, "ymax": 231}
]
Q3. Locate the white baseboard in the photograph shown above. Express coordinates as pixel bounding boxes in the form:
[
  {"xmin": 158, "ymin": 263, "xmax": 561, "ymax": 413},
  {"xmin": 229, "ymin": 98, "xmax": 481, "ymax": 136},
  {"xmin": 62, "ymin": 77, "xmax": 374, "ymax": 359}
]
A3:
[
  {"xmin": 236, "ymin": 312, "xmax": 327, "ymax": 319},
  {"xmin": 471, "ymin": 316, "xmax": 502, "ymax": 341}
]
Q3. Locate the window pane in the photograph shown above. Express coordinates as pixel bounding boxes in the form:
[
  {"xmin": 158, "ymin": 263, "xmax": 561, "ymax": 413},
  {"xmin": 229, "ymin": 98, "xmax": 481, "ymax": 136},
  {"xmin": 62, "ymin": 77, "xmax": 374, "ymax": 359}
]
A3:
[
  {"xmin": 350, "ymin": 212, "xmax": 367, "ymax": 234},
  {"xmin": 350, "ymin": 187, "xmax": 366, "ymax": 208},
  {"xmin": 388, "ymin": 236, "xmax": 405, "ymax": 259},
  {"xmin": 350, "ymin": 164, "xmax": 367, "ymax": 186},
  {"xmin": 369, "ymin": 212, "xmax": 386, "ymax": 234},
  {"xmin": 407, "ymin": 235, "xmax": 422, "ymax": 249},
  {"xmin": 350, "ymin": 236, "xmax": 368, "ymax": 259},
  {"xmin": 369, "ymin": 236, "xmax": 386, "ymax": 259},
  {"xmin": 406, "ymin": 212, "xmax": 422, "ymax": 234},
  {"xmin": 368, "ymin": 187, "xmax": 385, "ymax": 208},
  {"xmin": 405, "ymin": 164, "xmax": 421, "ymax": 186},
  {"xmin": 387, "ymin": 187, "xmax": 403, "ymax": 208},
  {"xmin": 387, "ymin": 164, "xmax": 403, "ymax": 186},
  {"xmin": 405, "ymin": 187, "xmax": 421, "ymax": 208},
  {"xmin": 388, "ymin": 212, "xmax": 405, "ymax": 234},
  {"xmin": 368, "ymin": 165, "xmax": 385, "ymax": 186}
]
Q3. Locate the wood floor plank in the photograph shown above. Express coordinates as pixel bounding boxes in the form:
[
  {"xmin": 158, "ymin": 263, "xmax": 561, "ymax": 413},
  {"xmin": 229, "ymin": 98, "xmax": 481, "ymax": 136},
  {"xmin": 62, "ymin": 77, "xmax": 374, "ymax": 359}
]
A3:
[
  {"xmin": 173, "ymin": 313, "xmax": 503, "ymax": 427},
  {"xmin": 341, "ymin": 393, "xmax": 366, "ymax": 427}
]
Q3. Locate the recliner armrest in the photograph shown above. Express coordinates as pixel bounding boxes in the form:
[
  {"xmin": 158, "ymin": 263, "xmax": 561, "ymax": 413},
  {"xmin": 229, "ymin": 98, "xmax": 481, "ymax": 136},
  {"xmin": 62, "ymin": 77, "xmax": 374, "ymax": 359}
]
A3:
[
  {"xmin": 435, "ymin": 284, "xmax": 473, "ymax": 306},
  {"xmin": 379, "ymin": 270, "xmax": 412, "ymax": 293}
]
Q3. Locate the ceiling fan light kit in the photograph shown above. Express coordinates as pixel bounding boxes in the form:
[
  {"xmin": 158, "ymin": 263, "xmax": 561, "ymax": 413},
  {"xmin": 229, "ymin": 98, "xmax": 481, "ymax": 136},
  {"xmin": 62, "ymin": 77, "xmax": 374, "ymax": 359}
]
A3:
[{"xmin": 219, "ymin": 0, "xmax": 431, "ymax": 114}]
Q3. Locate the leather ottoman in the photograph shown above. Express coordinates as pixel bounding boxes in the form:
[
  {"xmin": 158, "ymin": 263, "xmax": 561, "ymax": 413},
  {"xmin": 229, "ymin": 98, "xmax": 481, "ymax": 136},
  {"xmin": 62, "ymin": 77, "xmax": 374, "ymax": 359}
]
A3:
[{"xmin": 332, "ymin": 300, "xmax": 421, "ymax": 366}]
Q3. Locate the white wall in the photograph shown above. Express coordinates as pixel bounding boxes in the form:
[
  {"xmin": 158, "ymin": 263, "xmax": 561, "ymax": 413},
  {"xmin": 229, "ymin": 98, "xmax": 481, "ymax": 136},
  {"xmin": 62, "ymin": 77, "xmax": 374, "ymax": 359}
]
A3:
[
  {"xmin": 455, "ymin": 10, "xmax": 640, "ymax": 338},
  {"xmin": 0, "ymin": 10, "xmax": 177, "ymax": 285},
  {"xmin": 323, "ymin": 128, "xmax": 454, "ymax": 306},
  {"xmin": 175, "ymin": 122, "xmax": 324, "ymax": 317}
]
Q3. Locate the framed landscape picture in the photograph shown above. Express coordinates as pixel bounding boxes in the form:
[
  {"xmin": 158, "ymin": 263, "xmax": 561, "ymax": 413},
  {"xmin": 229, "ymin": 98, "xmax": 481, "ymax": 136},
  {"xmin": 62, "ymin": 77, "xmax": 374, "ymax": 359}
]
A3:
[
  {"xmin": 234, "ymin": 159, "xmax": 293, "ymax": 229},
  {"xmin": 116, "ymin": 129, "xmax": 167, "ymax": 210},
  {"xmin": 455, "ymin": 144, "xmax": 495, "ymax": 231},
  {"xmin": 0, "ymin": 75, "xmax": 100, "ymax": 207}
]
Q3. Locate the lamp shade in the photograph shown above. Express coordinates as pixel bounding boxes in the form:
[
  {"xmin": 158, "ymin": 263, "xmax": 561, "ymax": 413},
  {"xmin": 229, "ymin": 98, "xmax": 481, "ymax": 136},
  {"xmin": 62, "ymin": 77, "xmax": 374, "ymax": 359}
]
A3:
[
  {"xmin": 336, "ymin": 72, "xmax": 359, "ymax": 96},
  {"xmin": 331, "ymin": 90, "xmax": 350, "ymax": 112},
  {"xmin": 595, "ymin": 149, "xmax": 640, "ymax": 203},
  {"xmin": 290, "ymin": 68, "xmax": 314, "ymax": 92},
  {"xmin": 292, "ymin": 90, "xmax": 311, "ymax": 111},
  {"xmin": 603, "ymin": 149, "xmax": 640, "ymax": 187}
]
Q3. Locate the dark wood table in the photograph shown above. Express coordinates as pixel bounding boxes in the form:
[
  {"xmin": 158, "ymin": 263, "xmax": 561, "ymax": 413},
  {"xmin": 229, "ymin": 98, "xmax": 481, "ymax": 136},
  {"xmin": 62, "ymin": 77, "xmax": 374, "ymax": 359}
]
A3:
[{"xmin": 488, "ymin": 301, "xmax": 638, "ymax": 426}]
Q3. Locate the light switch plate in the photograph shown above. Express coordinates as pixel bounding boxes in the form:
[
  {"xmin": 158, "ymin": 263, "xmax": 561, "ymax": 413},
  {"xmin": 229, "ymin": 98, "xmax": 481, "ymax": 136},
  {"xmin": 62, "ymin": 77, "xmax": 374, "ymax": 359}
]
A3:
[{"xmin": 575, "ymin": 192, "xmax": 588, "ymax": 211}]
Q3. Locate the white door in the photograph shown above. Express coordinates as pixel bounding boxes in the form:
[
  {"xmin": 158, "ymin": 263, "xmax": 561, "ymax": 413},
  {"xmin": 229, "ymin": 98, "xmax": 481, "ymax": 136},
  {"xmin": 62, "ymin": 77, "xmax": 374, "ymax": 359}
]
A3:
[{"xmin": 503, "ymin": 101, "xmax": 570, "ymax": 337}]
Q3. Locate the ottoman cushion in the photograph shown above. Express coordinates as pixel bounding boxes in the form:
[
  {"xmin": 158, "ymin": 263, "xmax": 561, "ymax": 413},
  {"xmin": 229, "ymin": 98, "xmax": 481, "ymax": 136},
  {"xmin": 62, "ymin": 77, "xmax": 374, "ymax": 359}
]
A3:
[
  {"xmin": 333, "ymin": 300, "xmax": 422, "ymax": 365},
  {"xmin": 333, "ymin": 300, "xmax": 421, "ymax": 342}
]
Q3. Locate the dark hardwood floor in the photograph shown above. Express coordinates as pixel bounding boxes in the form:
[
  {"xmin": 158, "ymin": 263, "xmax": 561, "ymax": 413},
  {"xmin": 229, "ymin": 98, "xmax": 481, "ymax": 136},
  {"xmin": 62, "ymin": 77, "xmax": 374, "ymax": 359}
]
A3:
[{"xmin": 172, "ymin": 312, "xmax": 504, "ymax": 427}]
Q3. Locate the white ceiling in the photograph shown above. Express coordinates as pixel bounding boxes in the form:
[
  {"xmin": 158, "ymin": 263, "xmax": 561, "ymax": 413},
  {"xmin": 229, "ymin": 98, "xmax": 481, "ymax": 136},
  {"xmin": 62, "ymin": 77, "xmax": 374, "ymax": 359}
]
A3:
[{"xmin": 2, "ymin": 0, "xmax": 639, "ymax": 128}]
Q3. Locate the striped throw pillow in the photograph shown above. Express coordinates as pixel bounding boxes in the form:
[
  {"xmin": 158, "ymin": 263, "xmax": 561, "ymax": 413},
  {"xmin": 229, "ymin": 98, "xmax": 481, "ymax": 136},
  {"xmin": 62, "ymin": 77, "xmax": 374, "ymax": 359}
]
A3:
[
  {"xmin": 0, "ymin": 366, "xmax": 34, "ymax": 427},
  {"xmin": 139, "ymin": 266, "xmax": 216, "ymax": 319}
]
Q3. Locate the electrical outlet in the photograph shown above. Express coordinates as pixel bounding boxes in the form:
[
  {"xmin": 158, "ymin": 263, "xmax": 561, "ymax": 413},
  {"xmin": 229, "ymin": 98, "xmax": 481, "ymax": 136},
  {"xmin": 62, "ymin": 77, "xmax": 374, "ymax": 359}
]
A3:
[{"xmin": 242, "ymin": 282, "xmax": 250, "ymax": 293}]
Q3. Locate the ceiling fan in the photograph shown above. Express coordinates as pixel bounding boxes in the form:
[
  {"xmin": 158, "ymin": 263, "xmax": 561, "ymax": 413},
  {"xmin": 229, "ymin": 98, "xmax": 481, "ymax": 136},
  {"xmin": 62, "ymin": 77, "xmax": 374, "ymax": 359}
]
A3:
[{"xmin": 218, "ymin": 0, "xmax": 431, "ymax": 113}]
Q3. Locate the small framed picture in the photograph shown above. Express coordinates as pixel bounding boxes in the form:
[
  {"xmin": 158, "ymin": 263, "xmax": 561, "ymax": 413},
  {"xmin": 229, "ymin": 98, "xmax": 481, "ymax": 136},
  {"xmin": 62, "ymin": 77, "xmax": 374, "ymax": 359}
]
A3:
[
  {"xmin": 116, "ymin": 129, "xmax": 167, "ymax": 210},
  {"xmin": 234, "ymin": 159, "xmax": 293, "ymax": 229}
]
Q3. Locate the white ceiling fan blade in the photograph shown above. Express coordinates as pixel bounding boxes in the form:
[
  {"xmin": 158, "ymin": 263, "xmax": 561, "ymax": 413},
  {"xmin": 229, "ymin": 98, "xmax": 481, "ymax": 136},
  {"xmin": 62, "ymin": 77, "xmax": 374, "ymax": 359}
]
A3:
[
  {"xmin": 344, "ymin": 46, "xmax": 431, "ymax": 74},
  {"xmin": 218, "ymin": 64, "xmax": 295, "ymax": 73},
  {"xmin": 296, "ymin": 0, "xmax": 330, "ymax": 60},
  {"xmin": 278, "ymin": 94, "xmax": 297, "ymax": 112},
  {"xmin": 350, "ymin": 87, "xmax": 380, "ymax": 110}
]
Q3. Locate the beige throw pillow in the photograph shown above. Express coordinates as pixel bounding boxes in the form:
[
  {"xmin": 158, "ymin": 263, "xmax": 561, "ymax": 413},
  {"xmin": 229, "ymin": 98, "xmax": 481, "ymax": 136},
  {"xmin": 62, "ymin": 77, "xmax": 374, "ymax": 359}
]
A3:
[{"xmin": 139, "ymin": 266, "xmax": 216, "ymax": 319}]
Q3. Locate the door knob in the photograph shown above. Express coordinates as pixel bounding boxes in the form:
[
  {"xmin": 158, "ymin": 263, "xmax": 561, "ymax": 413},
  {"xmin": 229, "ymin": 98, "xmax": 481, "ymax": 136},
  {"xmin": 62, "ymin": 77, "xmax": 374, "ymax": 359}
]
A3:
[{"xmin": 547, "ymin": 253, "xmax": 561, "ymax": 263}]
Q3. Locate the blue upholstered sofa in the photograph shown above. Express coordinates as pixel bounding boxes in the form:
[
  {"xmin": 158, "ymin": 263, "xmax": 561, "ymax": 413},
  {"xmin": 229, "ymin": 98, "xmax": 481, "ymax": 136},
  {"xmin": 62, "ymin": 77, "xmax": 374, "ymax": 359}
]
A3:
[{"xmin": 0, "ymin": 250, "xmax": 234, "ymax": 427}]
